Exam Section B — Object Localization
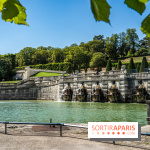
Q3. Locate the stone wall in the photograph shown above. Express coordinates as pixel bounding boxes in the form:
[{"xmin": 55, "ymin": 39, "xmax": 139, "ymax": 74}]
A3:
[
  {"xmin": 1, "ymin": 72, "xmax": 150, "ymax": 101},
  {"xmin": 0, "ymin": 77, "xmax": 60, "ymax": 100},
  {"xmin": 0, "ymin": 81, "xmax": 38, "ymax": 100},
  {"xmin": 59, "ymin": 72, "xmax": 150, "ymax": 102}
]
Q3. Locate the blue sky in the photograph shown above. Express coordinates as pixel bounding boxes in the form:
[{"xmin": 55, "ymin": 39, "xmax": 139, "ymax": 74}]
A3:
[{"xmin": 0, "ymin": 0, "xmax": 150, "ymax": 55}]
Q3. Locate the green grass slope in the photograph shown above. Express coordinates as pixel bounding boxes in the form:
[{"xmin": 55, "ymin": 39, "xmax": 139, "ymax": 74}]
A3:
[
  {"xmin": 120, "ymin": 56, "xmax": 150, "ymax": 63},
  {"xmin": 31, "ymin": 72, "xmax": 68, "ymax": 77}
]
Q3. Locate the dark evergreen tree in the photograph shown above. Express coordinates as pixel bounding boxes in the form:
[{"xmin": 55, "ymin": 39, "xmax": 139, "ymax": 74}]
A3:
[
  {"xmin": 106, "ymin": 58, "xmax": 112, "ymax": 71},
  {"xmin": 136, "ymin": 63, "xmax": 141, "ymax": 73},
  {"xmin": 140, "ymin": 56, "xmax": 148, "ymax": 72},
  {"xmin": 116, "ymin": 60, "xmax": 122, "ymax": 70},
  {"xmin": 128, "ymin": 58, "xmax": 135, "ymax": 70}
]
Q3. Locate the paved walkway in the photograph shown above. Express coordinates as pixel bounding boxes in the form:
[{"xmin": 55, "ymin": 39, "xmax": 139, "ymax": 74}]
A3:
[{"xmin": 0, "ymin": 125, "xmax": 149, "ymax": 150}]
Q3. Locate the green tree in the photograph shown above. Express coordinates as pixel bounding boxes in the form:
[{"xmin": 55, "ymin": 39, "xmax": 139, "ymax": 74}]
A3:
[
  {"xmin": 0, "ymin": 57, "xmax": 15, "ymax": 80},
  {"xmin": 118, "ymin": 32, "xmax": 128, "ymax": 57},
  {"xmin": 39, "ymin": 50, "xmax": 49, "ymax": 64},
  {"xmin": 64, "ymin": 46, "xmax": 86, "ymax": 73},
  {"xmin": 106, "ymin": 58, "xmax": 112, "ymax": 71},
  {"xmin": 128, "ymin": 58, "xmax": 135, "ymax": 70},
  {"xmin": 93, "ymin": 35, "xmax": 104, "ymax": 41},
  {"xmin": 117, "ymin": 60, "xmax": 122, "ymax": 70},
  {"xmin": 140, "ymin": 56, "xmax": 148, "ymax": 72},
  {"xmin": 51, "ymin": 48, "xmax": 64, "ymax": 63},
  {"xmin": 105, "ymin": 34, "xmax": 119, "ymax": 59},
  {"xmin": 16, "ymin": 47, "xmax": 36, "ymax": 66},
  {"xmin": 126, "ymin": 28, "xmax": 139, "ymax": 54},
  {"xmin": 82, "ymin": 40, "xmax": 105, "ymax": 55},
  {"xmin": 136, "ymin": 63, "xmax": 141, "ymax": 73},
  {"xmin": 32, "ymin": 50, "xmax": 41, "ymax": 65},
  {"xmin": 90, "ymin": 52, "xmax": 106, "ymax": 71}
]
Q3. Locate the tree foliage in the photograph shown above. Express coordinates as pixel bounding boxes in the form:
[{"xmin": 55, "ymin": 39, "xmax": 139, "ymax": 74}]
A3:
[
  {"xmin": 128, "ymin": 58, "xmax": 135, "ymax": 70},
  {"xmin": 117, "ymin": 60, "xmax": 122, "ymax": 70},
  {"xmin": 0, "ymin": 0, "xmax": 28, "ymax": 25},
  {"xmin": 0, "ymin": 57, "xmax": 15, "ymax": 80},
  {"xmin": 90, "ymin": 52, "xmax": 106, "ymax": 71},
  {"xmin": 140, "ymin": 56, "xmax": 148, "ymax": 72},
  {"xmin": 106, "ymin": 58, "xmax": 112, "ymax": 71}
]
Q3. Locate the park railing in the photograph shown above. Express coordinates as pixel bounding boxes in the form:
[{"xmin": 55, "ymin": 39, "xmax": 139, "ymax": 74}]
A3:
[
  {"xmin": 0, "ymin": 120, "xmax": 149, "ymax": 146},
  {"xmin": 0, "ymin": 121, "xmax": 64, "ymax": 136}
]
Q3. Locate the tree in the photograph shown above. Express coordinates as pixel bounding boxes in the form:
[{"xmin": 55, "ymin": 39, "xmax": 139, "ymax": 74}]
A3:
[
  {"xmin": 126, "ymin": 28, "xmax": 139, "ymax": 54},
  {"xmin": 90, "ymin": 52, "xmax": 106, "ymax": 71},
  {"xmin": 0, "ymin": 57, "xmax": 15, "ymax": 80},
  {"xmin": 70, "ymin": 43, "xmax": 78, "ymax": 47},
  {"xmin": 140, "ymin": 56, "xmax": 148, "ymax": 72},
  {"xmin": 106, "ymin": 58, "xmax": 112, "ymax": 72},
  {"xmin": 81, "ymin": 51, "xmax": 91, "ymax": 73},
  {"xmin": 117, "ymin": 60, "xmax": 122, "ymax": 70},
  {"xmin": 118, "ymin": 32, "xmax": 128, "ymax": 57},
  {"xmin": 16, "ymin": 47, "xmax": 36, "ymax": 66},
  {"xmin": 105, "ymin": 34, "xmax": 119, "ymax": 59},
  {"xmin": 39, "ymin": 50, "xmax": 49, "ymax": 64},
  {"xmin": 65, "ymin": 46, "xmax": 87, "ymax": 73},
  {"xmin": 51, "ymin": 48, "xmax": 64, "ymax": 63},
  {"xmin": 128, "ymin": 58, "xmax": 135, "ymax": 70},
  {"xmin": 136, "ymin": 63, "xmax": 141, "ymax": 73},
  {"xmin": 93, "ymin": 35, "xmax": 104, "ymax": 41},
  {"xmin": 82, "ymin": 40, "xmax": 105, "ymax": 55}
]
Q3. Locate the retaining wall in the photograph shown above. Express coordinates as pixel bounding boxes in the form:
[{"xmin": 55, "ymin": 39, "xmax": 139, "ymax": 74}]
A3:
[{"xmin": 0, "ymin": 72, "xmax": 150, "ymax": 101}]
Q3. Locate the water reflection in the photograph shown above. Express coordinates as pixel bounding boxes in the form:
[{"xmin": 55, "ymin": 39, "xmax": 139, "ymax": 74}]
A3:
[{"xmin": 0, "ymin": 100, "xmax": 147, "ymax": 126}]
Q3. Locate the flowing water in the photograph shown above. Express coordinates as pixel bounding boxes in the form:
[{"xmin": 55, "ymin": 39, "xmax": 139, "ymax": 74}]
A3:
[{"xmin": 0, "ymin": 100, "xmax": 147, "ymax": 126}]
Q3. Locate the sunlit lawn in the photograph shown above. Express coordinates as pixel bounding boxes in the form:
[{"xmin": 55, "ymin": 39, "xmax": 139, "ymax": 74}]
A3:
[
  {"xmin": 121, "ymin": 56, "xmax": 150, "ymax": 63},
  {"xmin": 1, "ymin": 80, "xmax": 21, "ymax": 83},
  {"xmin": 31, "ymin": 72, "xmax": 68, "ymax": 77}
]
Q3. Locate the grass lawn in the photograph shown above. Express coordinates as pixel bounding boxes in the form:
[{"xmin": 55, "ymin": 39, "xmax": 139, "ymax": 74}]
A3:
[
  {"xmin": 1, "ymin": 80, "xmax": 21, "ymax": 83},
  {"xmin": 121, "ymin": 56, "xmax": 150, "ymax": 63},
  {"xmin": 31, "ymin": 72, "xmax": 68, "ymax": 77}
]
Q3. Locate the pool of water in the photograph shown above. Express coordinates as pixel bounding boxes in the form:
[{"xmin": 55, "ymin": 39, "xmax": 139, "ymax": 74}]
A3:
[{"xmin": 0, "ymin": 100, "xmax": 147, "ymax": 126}]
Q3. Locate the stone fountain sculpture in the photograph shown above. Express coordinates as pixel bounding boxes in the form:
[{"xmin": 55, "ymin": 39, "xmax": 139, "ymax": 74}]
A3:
[
  {"xmin": 76, "ymin": 82, "xmax": 88, "ymax": 102},
  {"xmin": 132, "ymin": 80, "xmax": 148, "ymax": 103},
  {"xmin": 91, "ymin": 81, "xmax": 103, "ymax": 102},
  {"xmin": 107, "ymin": 81, "xmax": 119, "ymax": 103},
  {"xmin": 62, "ymin": 83, "xmax": 73, "ymax": 101}
]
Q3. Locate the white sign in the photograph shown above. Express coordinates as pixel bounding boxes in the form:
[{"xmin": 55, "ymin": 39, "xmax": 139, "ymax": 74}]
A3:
[{"xmin": 88, "ymin": 122, "xmax": 139, "ymax": 139}]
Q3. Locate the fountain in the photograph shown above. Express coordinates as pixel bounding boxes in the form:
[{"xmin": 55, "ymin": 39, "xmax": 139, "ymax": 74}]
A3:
[
  {"xmin": 132, "ymin": 80, "xmax": 148, "ymax": 103},
  {"xmin": 91, "ymin": 81, "xmax": 103, "ymax": 102},
  {"xmin": 76, "ymin": 82, "xmax": 88, "ymax": 102},
  {"xmin": 62, "ymin": 83, "xmax": 73, "ymax": 101},
  {"xmin": 107, "ymin": 81, "xmax": 119, "ymax": 103}
]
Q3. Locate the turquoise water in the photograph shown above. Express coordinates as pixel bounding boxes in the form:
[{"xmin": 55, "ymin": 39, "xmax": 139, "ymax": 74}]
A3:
[{"xmin": 0, "ymin": 100, "xmax": 147, "ymax": 126}]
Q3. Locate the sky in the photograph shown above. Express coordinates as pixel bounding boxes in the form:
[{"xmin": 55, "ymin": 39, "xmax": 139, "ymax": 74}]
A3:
[{"xmin": 0, "ymin": 0, "xmax": 150, "ymax": 55}]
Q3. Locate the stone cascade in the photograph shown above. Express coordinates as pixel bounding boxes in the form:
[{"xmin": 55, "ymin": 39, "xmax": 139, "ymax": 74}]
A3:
[{"xmin": 0, "ymin": 68, "xmax": 150, "ymax": 102}]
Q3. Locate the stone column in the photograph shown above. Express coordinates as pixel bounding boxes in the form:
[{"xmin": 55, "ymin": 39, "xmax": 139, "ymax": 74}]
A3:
[{"xmin": 146, "ymin": 100, "xmax": 150, "ymax": 125}]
